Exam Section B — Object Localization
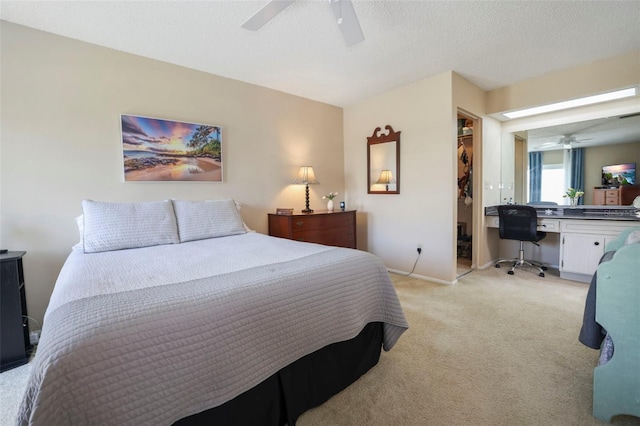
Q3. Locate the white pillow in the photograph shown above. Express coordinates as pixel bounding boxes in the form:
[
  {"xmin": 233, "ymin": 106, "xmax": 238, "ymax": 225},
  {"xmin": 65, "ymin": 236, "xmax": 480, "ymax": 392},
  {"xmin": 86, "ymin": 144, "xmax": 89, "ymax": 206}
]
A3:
[
  {"xmin": 172, "ymin": 199, "xmax": 247, "ymax": 242},
  {"xmin": 82, "ymin": 200, "xmax": 179, "ymax": 253},
  {"xmin": 75, "ymin": 215, "xmax": 84, "ymax": 244},
  {"xmin": 233, "ymin": 200, "xmax": 254, "ymax": 232}
]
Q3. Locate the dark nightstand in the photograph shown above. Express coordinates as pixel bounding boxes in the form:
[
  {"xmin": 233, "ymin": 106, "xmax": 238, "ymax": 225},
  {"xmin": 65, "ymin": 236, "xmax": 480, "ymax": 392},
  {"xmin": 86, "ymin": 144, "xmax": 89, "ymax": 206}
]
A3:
[
  {"xmin": 1, "ymin": 251, "xmax": 30, "ymax": 372},
  {"xmin": 268, "ymin": 210, "xmax": 356, "ymax": 249}
]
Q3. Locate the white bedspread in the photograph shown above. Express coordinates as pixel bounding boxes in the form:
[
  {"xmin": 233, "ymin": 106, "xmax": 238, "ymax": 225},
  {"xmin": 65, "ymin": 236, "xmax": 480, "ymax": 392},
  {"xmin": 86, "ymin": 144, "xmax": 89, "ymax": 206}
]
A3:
[
  {"xmin": 48, "ymin": 233, "xmax": 334, "ymax": 318},
  {"xmin": 18, "ymin": 233, "xmax": 408, "ymax": 425}
]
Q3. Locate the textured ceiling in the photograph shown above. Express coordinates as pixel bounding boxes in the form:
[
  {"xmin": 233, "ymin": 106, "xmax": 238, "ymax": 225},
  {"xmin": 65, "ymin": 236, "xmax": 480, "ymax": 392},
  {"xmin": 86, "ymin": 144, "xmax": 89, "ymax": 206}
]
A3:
[{"xmin": 1, "ymin": 0, "xmax": 639, "ymax": 108}]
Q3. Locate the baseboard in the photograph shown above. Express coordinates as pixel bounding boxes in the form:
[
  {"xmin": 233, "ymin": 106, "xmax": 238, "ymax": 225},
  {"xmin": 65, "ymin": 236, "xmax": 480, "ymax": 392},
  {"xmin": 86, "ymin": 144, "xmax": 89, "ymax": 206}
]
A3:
[{"xmin": 386, "ymin": 268, "xmax": 455, "ymax": 285}]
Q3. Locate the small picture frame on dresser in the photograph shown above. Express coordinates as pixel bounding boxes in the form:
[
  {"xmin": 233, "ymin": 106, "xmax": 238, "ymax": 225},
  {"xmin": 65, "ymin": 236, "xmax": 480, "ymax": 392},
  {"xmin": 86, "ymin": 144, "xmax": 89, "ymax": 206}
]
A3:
[{"xmin": 276, "ymin": 208, "xmax": 294, "ymax": 215}]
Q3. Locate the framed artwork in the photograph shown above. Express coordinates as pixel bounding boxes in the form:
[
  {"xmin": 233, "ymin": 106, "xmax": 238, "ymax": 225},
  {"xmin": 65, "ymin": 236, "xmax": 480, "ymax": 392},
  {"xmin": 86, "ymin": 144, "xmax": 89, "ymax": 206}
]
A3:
[{"xmin": 121, "ymin": 114, "xmax": 222, "ymax": 182}]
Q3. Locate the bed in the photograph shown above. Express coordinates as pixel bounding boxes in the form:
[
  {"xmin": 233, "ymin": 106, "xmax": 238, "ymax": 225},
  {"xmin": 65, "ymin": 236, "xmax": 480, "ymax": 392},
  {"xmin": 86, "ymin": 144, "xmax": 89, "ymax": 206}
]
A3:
[
  {"xmin": 17, "ymin": 199, "xmax": 408, "ymax": 425},
  {"xmin": 578, "ymin": 226, "xmax": 640, "ymax": 422}
]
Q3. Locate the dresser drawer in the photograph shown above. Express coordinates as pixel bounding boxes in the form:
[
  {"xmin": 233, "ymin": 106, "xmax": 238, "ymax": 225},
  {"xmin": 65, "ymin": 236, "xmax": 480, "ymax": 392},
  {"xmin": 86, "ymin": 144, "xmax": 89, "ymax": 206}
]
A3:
[
  {"xmin": 291, "ymin": 213, "xmax": 353, "ymax": 231},
  {"xmin": 605, "ymin": 197, "xmax": 619, "ymax": 205},
  {"xmin": 268, "ymin": 210, "xmax": 357, "ymax": 249},
  {"xmin": 605, "ymin": 190, "xmax": 619, "ymax": 198},
  {"xmin": 292, "ymin": 226, "xmax": 355, "ymax": 248},
  {"xmin": 537, "ymin": 219, "xmax": 559, "ymax": 232}
]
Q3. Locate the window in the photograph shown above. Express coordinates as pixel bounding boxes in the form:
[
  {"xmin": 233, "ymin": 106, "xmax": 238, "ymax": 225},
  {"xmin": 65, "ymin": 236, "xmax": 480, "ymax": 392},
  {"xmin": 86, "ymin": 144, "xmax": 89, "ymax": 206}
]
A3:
[{"xmin": 540, "ymin": 164, "xmax": 565, "ymax": 205}]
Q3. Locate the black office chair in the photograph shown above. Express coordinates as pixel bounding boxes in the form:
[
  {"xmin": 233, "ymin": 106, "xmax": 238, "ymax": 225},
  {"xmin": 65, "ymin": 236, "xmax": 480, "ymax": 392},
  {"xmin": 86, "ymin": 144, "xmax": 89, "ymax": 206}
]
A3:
[{"xmin": 494, "ymin": 205, "xmax": 547, "ymax": 277}]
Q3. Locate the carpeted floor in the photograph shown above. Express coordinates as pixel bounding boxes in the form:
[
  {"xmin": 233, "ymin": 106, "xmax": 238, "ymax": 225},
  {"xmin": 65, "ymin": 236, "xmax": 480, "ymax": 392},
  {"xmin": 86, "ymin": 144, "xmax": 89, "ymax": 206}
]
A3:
[
  {"xmin": 1, "ymin": 267, "xmax": 638, "ymax": 425},
  {"xmin": 297, "ymin": 268, "xmax": 639, "ymax": 426}
]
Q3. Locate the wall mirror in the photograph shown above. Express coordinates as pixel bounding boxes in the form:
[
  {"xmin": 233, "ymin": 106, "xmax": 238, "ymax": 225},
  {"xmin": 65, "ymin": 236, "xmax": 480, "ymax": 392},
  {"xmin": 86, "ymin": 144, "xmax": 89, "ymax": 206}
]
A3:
[
  {"xmin": 367, "ymin": 125, "xmax": 401, "ymax": 194},
  {"xmin": 500, "ymin": 108, "xmax": 640, "ymax": 205}
]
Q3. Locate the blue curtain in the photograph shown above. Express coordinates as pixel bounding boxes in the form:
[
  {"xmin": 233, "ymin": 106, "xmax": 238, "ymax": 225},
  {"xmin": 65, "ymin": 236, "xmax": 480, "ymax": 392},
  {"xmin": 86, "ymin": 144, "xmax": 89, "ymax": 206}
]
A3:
[
  {"xmin": 570, "ymin": 148, "xmax": 585, "ymax": 205},
  {"xmin": 529, "ymin": 151, "xmax": 542, "ymax": 202}
]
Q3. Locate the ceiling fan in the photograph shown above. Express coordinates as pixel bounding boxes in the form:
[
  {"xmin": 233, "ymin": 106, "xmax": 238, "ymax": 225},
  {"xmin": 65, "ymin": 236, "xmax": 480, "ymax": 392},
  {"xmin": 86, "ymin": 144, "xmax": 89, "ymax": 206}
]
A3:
[
  {"xmin": 241, "ymin": 0, "xmax": 365, "ymax": 47},
  {"xmin": 541, "ymin": 134, "xmax": 593, "ymax": 149}
]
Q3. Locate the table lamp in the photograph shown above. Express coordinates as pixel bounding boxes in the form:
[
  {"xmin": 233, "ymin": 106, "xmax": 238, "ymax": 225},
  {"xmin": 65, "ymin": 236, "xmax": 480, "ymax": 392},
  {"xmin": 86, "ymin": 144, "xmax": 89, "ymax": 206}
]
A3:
[
  {"xmin": 293, "ymin": 166, "xmax": 319, "ymax": 213},
  {"xmin": 376, "ymin": 170, "xmax": 393, "ymax": 191}
]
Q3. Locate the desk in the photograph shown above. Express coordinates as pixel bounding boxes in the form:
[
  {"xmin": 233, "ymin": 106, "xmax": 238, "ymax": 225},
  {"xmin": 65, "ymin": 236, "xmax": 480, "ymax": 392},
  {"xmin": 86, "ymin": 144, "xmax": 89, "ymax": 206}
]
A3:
[{"xmin": 486, "ymin": 205, "xmax": 640, "ymax": 283}]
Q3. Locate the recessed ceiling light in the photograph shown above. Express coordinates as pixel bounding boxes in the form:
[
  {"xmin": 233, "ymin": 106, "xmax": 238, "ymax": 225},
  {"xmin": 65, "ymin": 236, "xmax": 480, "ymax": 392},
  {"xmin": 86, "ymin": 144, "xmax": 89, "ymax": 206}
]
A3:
[{"xmin": 503, "ymin": 87, "xmax": 638, "ymax": 119}]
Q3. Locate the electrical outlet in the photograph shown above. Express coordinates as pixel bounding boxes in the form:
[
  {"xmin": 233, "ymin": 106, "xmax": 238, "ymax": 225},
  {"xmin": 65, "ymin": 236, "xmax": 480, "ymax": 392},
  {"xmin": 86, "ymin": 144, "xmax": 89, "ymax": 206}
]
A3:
[
  {"xmin": 29, "ymin": 330, "xmax": 41, "ymax": 345},
  {"xmin": 416, "ymin": 243, "xmax": 422, "ymax": 255}
]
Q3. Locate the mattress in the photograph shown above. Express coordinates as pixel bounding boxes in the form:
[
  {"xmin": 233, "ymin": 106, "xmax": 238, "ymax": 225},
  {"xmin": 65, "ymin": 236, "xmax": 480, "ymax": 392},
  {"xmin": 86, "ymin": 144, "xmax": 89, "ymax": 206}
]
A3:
[{"xmin": 18, "ymin": 233, "xmax": 408, "ymax": 425}]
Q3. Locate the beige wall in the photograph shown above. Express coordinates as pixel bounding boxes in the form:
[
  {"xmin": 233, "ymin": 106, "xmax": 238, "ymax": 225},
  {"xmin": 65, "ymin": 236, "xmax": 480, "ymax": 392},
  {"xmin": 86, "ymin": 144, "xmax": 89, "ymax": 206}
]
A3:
[
  {"xmin": 343, "ymin": 71, "xmax": 495, "ymax": 283},
  {"xmin": 487, "ymin": 51, "xmax": 640, "ymax": 114},
  {"xmin": 344, "ymin": 72, "xmax": 456, "ymax": 283},
  {"xmin": 0, "ymin": 22, "xmax": 344, "ymax": 325},
  {"xmin": 542, "ymin": 150, "xmax": 564, "ymax": 165}
]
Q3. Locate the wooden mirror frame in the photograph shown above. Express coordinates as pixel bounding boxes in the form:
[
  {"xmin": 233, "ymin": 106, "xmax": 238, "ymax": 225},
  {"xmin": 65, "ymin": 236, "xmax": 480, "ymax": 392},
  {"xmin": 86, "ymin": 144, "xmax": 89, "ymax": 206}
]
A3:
[{"xmin": 367, "ymin": 125, "xmax": 401, "ymax": 194}]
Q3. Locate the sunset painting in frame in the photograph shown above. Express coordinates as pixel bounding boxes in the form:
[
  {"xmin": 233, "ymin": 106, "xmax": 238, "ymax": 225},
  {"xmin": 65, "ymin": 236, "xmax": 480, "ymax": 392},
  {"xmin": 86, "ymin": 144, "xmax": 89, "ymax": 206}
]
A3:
[{"xmin": 121, "ymin": 114, "xmax": 222, "ymax": 182}]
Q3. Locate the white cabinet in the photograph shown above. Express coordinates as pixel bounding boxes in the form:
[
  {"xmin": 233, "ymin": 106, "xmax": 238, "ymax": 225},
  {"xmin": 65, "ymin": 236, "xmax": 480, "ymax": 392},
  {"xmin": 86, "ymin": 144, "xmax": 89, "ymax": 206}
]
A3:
[
  {"xmin": 560, "ymin": 233, "xmax": 605, "ymax": 276},
  {"xmin": 558, "ymin": 220, "xmax": 636, "ymax": 282}
]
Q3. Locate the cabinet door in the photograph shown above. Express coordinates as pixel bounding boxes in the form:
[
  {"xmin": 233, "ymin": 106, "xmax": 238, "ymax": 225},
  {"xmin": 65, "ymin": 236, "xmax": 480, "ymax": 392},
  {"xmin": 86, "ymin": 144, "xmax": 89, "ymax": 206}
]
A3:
[
  {"xmin": 592, "ymin": 189, "xmax": 605, "ymax": 205},
  {"xmin": 560, "ymin": 233, "xmax": 605, "ymax": 275}
]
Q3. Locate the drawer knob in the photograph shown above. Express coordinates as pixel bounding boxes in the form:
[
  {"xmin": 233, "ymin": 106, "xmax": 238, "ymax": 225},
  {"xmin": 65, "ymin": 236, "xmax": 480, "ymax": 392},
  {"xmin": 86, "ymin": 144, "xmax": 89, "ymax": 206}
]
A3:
[
  {"xmin": 594, "ymin": 241, "xmax": 600, "ymax": 246},
  {"xmin": 296, "ymin": 221, "xmax": 304, "ymax": 227}
]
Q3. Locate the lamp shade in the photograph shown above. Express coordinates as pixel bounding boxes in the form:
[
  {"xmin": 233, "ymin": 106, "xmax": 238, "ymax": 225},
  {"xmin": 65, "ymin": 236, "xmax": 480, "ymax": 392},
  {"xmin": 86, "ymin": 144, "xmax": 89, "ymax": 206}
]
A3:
[
  {"xmin": 376, "ymin": 170, "xmax": 393, "ymax": 184},
  {"xmin": 293, "ymin": 166, "xmax": 319, "ymax": 184}
]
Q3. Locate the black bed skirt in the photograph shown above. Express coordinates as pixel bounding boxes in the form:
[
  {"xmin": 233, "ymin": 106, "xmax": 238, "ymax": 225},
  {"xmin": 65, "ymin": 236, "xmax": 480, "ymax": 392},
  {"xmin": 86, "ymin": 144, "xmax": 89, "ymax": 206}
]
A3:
[{"xmin": 174, "ymin": 322, "xmax": 384, "ymax": 426}]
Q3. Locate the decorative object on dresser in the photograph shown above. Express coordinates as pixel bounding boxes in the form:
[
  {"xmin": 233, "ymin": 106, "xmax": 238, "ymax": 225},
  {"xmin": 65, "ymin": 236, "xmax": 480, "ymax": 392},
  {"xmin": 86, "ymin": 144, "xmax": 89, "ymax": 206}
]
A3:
[
  {"xmin": 322, "ymin": 192, "xmax": 338, "ymax": 211},
  {"xmin": 293, "ymin": 165, "xmax": 319, "ymax": 213},
  {"xmin": 367, "ymin": 125, "xmax": 400, "ymax": 194},
  {"xmin": 268, "ymin": 210, "xmax": 357, "ymax": 248},
  {"xmin": 1, "ymin": 251, "xmax": 30, "ymax": 372}
]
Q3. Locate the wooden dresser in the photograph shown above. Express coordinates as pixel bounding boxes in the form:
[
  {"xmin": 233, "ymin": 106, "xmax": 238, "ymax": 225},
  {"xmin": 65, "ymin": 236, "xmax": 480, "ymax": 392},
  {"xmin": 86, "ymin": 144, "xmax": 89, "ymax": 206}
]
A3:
[
  {"xmin": 268, "ymin": 210, "xmax": 356, "ymax": 249},
  {"xmin": 593, "ymin": 188, "xmax": 620, "ymax": 205}
]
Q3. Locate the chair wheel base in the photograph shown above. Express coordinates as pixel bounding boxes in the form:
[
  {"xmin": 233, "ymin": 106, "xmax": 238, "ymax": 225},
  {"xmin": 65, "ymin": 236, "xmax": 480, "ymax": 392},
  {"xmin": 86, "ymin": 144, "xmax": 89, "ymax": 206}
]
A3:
[{"xmin": 507, "ymin": 270, "xmax": 514, "ymax": 275}]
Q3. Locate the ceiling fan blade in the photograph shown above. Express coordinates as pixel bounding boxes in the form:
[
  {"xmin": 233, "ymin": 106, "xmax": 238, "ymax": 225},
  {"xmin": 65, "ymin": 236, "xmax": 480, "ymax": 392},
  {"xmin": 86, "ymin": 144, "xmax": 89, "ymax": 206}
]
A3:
[
  {"xmin": 330, "ymin": 0, "xmax": 364, "ymax": 46},
  {"xmin": 241, "ymin": 0, "xmax": 295, "ymax": 31}
]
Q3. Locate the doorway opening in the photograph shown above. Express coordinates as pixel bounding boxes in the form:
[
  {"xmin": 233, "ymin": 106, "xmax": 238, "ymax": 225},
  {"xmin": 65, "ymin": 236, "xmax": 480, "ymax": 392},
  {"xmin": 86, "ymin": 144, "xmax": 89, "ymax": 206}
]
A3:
[{"xmin": 456, "ymin": 111, "xmax": 480, "ymax": 277}]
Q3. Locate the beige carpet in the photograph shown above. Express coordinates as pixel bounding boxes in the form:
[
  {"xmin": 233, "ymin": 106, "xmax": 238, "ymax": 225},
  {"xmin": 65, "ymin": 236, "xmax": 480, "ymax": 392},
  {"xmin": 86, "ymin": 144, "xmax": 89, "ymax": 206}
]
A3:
[
  {"xmin": 298, "ymin": 268, "xmax": 640, "ymax": 426},
  {"xmin": 2, "ymin": 267, "xmax": 638, "ymax": 425}
]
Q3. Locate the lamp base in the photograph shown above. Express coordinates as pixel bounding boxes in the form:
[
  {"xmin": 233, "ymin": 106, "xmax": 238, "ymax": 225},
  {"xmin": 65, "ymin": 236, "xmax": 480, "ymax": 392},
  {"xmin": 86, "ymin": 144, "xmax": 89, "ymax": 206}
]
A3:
[{"xmin": 301, "ymin": 209, "xmax": 313, "ymax": 213}]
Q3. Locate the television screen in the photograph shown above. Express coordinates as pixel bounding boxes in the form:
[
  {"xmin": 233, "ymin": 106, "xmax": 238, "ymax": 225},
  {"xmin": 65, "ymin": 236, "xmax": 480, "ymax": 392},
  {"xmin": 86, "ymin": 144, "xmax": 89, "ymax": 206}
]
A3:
[{"xmin": 602, "ymin": 162, "xmax": 636, "ymax": 186}]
